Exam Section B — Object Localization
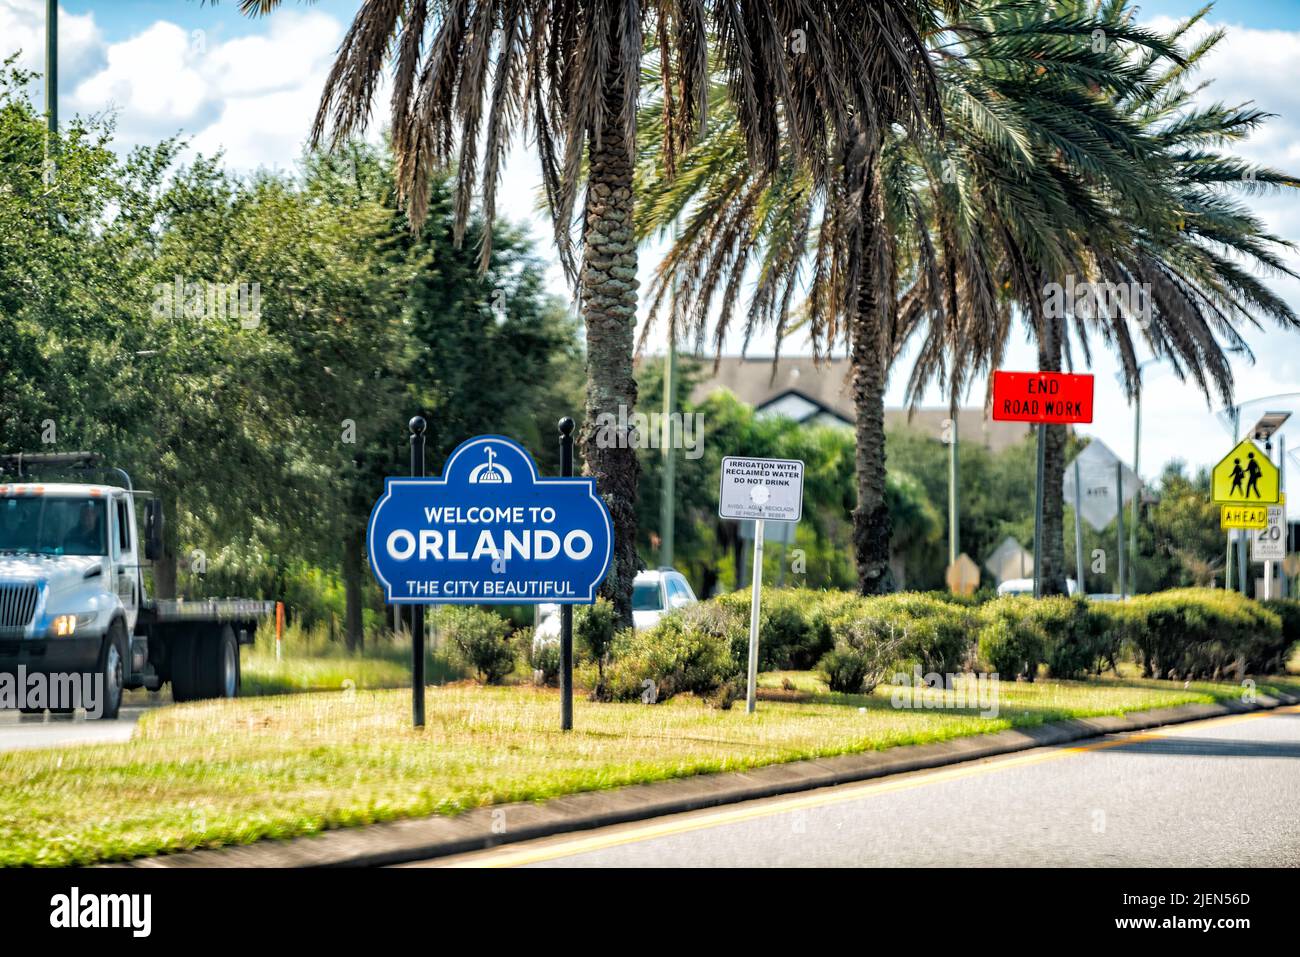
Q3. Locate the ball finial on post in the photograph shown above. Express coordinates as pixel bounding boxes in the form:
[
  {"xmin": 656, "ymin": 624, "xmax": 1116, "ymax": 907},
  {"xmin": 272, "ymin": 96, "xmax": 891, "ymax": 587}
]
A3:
[
  {"xmin": 558, "ymin": 416, "xmax": 575, "ymax": 437},
  {"xmin": 409, "ymin": 415, "xmax": 427, "ymax": 436}
]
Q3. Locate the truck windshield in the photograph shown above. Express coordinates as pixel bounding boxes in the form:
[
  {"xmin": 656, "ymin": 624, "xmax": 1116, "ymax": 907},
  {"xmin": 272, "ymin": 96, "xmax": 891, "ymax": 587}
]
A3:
[{"xmin": 0, "ymin": 497, "xmax": 107, "ymax": 557}]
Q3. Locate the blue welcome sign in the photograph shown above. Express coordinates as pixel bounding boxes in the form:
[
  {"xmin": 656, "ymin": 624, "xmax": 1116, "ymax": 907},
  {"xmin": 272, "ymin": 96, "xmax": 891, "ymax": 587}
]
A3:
[{"xmin": 367, "ymin": 435, "xmax": 613, "ymax": 604}]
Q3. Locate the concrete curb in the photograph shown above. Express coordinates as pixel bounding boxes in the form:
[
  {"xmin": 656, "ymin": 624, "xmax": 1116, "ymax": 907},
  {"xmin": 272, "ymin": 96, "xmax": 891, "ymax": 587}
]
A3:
[{"xmin": 115, "ymin": 690, "xmax": 1299, "ymax": 869}]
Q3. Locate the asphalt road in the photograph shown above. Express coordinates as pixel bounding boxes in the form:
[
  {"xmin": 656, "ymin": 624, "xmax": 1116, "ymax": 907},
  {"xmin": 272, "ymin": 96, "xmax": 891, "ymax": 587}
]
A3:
[
  {"xmin": 0, "ymin": 690, "xmax": 163, "ymax": 752},
  {"xmin": 424, "ymin": 705, "xmax": 1300, "ymax": 868}
]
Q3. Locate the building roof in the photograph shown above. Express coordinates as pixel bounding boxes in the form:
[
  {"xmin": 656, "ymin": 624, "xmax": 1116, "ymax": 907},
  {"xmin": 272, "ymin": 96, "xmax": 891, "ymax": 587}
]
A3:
[{"xmin": 685, "ymin": 355, "xmax": 1034, "ymax": 453}]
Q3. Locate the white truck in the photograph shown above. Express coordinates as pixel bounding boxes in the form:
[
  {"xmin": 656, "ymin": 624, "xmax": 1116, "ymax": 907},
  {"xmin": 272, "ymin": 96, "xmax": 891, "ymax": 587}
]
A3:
[{"xmin": 0, "ymin": 452, "xmax": 274, "ymax": 719}]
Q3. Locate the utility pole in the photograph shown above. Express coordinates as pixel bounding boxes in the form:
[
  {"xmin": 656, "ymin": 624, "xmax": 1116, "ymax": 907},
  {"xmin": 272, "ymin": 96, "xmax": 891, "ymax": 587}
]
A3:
[
  {"xmin": 659, "ymin": 332, "xmax": 676, "ymax": 569},
  {"xmin": 947, "ymin": 404, "xmax": 959, "ymax": 570},
  {"xmin": 44, "ymin": 0, "xmax": 58, "ymax": 182},
  {"xmin": 1129, "ymin": 385, "xmax": 1141, "ymax": 595},
  {"xmin": 658, "ymin": 221, "xmax": 681, "ymax": 571}
]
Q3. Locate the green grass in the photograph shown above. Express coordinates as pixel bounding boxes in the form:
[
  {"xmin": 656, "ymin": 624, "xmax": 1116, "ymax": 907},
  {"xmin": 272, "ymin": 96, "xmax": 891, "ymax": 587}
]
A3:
[
  {"xmin": 3, "ymin": 670, "xmax": 1296, "ymax": 866},
  {"xmin": 240, "ymin": 623, "xmax": 464, "ymax": 695}
]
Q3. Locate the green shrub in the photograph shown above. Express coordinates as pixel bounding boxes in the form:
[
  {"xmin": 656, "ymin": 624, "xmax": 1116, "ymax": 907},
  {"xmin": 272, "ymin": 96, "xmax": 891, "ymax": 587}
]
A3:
[
  {"xmin": 438, "ymin": 606, "xmax": 517, "ymax": 684},
  {"xmin": 575, "ymin": 597, "xmax": 618, "ymax": 692},
  {"xmin": 529, "ymin": 634, "xmax": 560, "ymax": 686},
  {"xmin": 817, "ymin": 608, "xmax": 907, "ymax": 694},
  {"xmin": 713, "ymin": 587, "xmax": 839, "ymax": 671},
  {"xmin": 1259, "ymin": 599, "xmax": 1300, "ymax": 673},
  {"xmin": 862, "ymin": 593, "xmax": 977, "ymax": 673},
  {"xmin": 1126, "ymin": 588, "xmax": 1281, "ymax": 680},
  {"xmin": 1033, "ymin": 596, "xmax": 1121, "ymax": 679},
  {"xmin": 1070, "ymin": 600, "xmax": 1131, "ymax": 676},
  {"xmin": 918, "ymin": 587, "xmax": 997, "ymax": 607},
  {"xmin": 977, "ymin": 596, "xmax": 1049, "ymax": 680},
  {"xmin": 819, "ymin": 648, "xmax": 873, "ymax": 694},
  {"xmin": 599, "ymin": 614, "xmax": 736, "ymax": 704}
]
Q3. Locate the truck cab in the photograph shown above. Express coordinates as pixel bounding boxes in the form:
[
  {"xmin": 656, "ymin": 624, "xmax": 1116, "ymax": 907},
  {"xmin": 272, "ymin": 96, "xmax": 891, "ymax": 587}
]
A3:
[{"xmin": 0, "ymin": 453, "xmax": 272, "ymax": 719}]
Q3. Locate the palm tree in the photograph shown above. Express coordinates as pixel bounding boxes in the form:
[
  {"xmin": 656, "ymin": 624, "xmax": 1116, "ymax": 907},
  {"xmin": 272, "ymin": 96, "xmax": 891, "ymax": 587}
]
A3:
[
  {"xmin": 920, "ymin": 1, "xmax": 1300, "ymax": 593},
  {"xmin": 228, "ymin": 0, "xmax": 900, "ymax": 623},
  {"xmin": 228, "ymin": 0, "xmax": 941, "ymax": 624},
  {"xmin": 635, "ymin": 0, "xmax": 1166, "ymax": 593},
  {"xmin": 897, "ymin": 0, "xmax": 1187, "ymax": 594}
]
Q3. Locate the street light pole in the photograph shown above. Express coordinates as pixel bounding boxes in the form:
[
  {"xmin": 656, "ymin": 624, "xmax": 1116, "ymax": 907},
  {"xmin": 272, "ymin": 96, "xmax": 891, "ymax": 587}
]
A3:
[
  {"xmin": 44, "ymin": 0, "xmax": 57, "ymax": 183},
  {"xmin": 1130, "ymin": 385, "xmax": 1141, "ymax": 595},
  {"xmin": 948, "ymin": 404, "xmax": 959, "ymax": 571},
  {"xmin": 659, "ymin": 332, "xmax": 676, "ymax": 569},
  {"xmin": 658, "ymin": 221, "xmax": 681, "ymax": 571},
  {"xmin": 1122, "ymin": 359, "xmax": 1157, "ymax": 596}
]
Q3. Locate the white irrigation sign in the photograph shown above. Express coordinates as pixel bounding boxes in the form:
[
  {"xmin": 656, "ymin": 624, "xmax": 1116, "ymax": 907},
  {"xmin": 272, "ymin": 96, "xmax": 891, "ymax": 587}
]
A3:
[
  {"xmin": 718, "ymin": 456, "xmax": 805, "ymax": 715},
  {"xmin": 719, "ymin": 457, "xmax": 805, "ymax": 522}
]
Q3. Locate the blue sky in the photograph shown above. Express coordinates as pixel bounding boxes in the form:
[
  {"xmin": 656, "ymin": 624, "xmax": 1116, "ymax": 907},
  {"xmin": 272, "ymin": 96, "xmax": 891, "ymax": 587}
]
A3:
[{"xmin": 4, "ymin": 0, "xmax": 1300, "ymax": 486}]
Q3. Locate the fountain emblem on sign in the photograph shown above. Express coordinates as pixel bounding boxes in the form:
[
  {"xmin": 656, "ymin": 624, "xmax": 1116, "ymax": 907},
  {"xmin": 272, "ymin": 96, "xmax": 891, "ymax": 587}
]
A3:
[{"xmin": 468, "ymin": 445, "xmax": 512, "ymax": 485}]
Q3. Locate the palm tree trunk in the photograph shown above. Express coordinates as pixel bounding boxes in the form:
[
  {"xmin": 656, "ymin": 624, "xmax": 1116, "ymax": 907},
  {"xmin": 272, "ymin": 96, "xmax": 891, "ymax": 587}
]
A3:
[
  {"xmin": 850, "ymin": 165, "xmax": 892, "ymax": 596},
  {"xmin": 1036, "ymin": 327, "xmax": 1069, "ymax": 596},
  {"xmin": 579, "ymin": 69, "xmax": 640, "ymax": 629}
]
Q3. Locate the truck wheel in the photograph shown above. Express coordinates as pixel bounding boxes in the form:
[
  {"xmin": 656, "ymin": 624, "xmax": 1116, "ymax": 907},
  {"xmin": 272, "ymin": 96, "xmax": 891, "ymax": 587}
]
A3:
[
  {"xmin": 93, "ymin": 620, "xmax": 127, "ymax": 720},
  {"xmin": 201, "ymin": 625, "xmax": 241, "ymax": 699},
  {"xmin": 170, "ymin": 632, "xmax": 201, "ymax": 703}
]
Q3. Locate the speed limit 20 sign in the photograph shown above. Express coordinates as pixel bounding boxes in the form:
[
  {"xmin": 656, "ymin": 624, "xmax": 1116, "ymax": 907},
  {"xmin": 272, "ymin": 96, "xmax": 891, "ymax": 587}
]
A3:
[{"xmin": 1251, "ymin": 500, "xmax": 1287, "ymax": 562}]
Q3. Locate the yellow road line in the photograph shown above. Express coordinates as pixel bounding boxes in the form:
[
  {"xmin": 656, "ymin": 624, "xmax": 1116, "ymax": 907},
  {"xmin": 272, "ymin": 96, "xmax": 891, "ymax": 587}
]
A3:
[{"xmin": 438, "ymin": 703, "xmax": 1299, "ymax": 869}]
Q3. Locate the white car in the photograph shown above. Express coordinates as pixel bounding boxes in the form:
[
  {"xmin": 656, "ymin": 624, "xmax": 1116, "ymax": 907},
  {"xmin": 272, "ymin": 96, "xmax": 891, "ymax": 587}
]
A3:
[
  {"xmin": 996, "ymin": 577, "xmax": 1079, "ymax": 596},
  {"xmin": 533, "ymin": 568, "xmax": 698, "ymax": 645}
]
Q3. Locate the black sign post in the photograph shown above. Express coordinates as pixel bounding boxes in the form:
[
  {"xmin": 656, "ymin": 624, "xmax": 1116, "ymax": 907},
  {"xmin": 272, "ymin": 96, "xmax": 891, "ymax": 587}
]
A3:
[
  {"xmin": 559, "ymin": 417, "xmax": 575, "ymax": 731},
  {"xmin": 409, "ymin": 415, "xmax": 427, "ymax": 728}
]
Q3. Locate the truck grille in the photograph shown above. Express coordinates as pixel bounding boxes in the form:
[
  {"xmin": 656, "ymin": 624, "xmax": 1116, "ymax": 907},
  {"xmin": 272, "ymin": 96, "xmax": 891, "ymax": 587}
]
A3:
[{"xmin": 0, "ymin": 584, "xmax": 39, "ymax": 630}]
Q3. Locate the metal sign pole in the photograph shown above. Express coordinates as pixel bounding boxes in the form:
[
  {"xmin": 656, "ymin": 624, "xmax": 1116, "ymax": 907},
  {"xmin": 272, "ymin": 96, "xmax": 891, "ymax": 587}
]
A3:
[
  {"xmin": 1264, "ymin": 437, "xmax": 1279, "ymax": 599},
  {"xmin": 559, "ymin": 417, "xmax": 575, "ymax": 731},
  {"xmin": 409, "ymin": 416, "xmax": 427, "ymax": 728},
  {"xmin": 1238, "ymin": 526, "xmax": 1248, "ymax": 595},
  {"xmin": 746, "ymin": 518, "xmax": 765, "ymax": 714},
  {"xmin": 1033, "ymin": 424, "xmax": 1046, "ymax": 598},
  {"xmin": 1116, "ymin": 461, "xmax": 1126, "ymax": 599},
  {"xmin": 1281, "ymin": 435, "xmax": 1289, "ymax": 599},
  {"xmin": 1073, "ymin": 459, "xmax": 1085, "ymax": 592}
]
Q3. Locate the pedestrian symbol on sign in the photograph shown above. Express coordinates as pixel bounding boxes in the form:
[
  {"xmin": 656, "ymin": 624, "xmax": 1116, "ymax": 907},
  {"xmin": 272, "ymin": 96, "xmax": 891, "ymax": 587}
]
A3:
[{"xmin": 1212, "ymin": 439, "xmax": 1280, "ymax": 505}]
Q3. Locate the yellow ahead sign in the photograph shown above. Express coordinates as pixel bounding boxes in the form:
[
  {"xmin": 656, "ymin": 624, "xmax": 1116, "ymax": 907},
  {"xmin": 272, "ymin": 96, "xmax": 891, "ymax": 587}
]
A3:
[
  {"xmin": 1221, "ymin": 504, "xmax": 1268, "ymax": 530},
  {"xmin": 1212, "ymin": 439, "xmax": 1280, "ymax": 505}
]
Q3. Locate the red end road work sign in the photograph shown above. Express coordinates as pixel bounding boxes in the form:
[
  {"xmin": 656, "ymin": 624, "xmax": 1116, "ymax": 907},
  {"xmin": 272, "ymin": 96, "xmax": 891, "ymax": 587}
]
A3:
[{"xmin": 991, "ymin": 371, "xmax": 1094, "ymax": 424}]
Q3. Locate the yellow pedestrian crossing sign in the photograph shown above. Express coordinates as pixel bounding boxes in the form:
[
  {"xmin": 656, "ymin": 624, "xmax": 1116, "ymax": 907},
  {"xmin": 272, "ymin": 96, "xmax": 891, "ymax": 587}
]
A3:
[{"xmin": 1212, "ymin": 439, "xmax": 1280, "ymax": 505}]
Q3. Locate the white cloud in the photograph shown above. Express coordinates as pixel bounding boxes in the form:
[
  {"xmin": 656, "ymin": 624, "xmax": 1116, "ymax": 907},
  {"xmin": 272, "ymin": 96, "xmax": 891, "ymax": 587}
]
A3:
[
  {"xmin": 0, "ymin": 0, "xmax": 104, "ymax": 97},
  {"xmin": 65, "ymin": 9, "xmax": 347, "ymax": 171},
  {"xmin": 72, "ymin": 21, "xmax": 212, "ymax": 132}
]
